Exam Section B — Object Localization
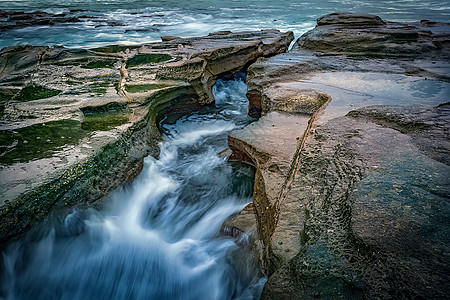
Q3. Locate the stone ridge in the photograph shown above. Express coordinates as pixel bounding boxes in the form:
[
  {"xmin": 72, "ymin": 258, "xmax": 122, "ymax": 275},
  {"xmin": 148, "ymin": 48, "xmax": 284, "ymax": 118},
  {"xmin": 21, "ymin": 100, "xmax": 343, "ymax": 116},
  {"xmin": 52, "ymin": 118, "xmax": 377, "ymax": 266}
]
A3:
[{"xmin": 0, "ymin": 29, "xmax": 293, "ymax": 244}]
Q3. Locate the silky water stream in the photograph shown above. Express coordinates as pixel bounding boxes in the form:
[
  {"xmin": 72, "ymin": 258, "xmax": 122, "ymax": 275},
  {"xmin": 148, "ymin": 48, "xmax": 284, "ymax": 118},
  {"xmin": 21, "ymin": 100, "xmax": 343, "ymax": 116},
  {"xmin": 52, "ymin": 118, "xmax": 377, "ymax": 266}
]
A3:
[{"xmin": 0, "ymin": 78, "xmax": 265, "ymax": 299}]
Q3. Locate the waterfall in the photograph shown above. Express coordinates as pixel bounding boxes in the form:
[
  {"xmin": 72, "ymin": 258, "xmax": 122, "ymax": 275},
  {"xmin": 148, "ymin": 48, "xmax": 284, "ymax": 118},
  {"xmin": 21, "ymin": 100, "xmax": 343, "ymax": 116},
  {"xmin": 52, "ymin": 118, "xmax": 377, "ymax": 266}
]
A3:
[{"xmin": 1, "ymin": 78, "xmax": 265, "ymax": 300}]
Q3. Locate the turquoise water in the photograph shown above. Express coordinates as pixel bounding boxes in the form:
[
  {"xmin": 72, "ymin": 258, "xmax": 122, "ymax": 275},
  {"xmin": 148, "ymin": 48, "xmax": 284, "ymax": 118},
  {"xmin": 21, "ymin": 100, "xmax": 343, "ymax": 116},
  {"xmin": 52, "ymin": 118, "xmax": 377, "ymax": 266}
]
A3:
[{"xmin": 1, "ymin": 0, "xmax": 449, "ymax": 49}]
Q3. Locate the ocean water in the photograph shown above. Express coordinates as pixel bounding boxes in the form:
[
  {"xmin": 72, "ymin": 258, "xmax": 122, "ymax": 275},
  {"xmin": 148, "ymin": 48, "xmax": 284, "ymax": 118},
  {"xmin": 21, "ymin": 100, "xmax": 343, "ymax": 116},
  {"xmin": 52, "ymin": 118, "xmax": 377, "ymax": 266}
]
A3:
[{"xmin": 1, "ymin": 0, "xmax": 449, "ymax": 49}]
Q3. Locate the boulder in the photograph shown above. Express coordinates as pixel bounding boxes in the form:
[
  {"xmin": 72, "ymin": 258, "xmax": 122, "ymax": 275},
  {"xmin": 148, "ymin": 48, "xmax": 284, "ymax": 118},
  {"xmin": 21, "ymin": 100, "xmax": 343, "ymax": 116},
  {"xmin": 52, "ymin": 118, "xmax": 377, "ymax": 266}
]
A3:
[{"xmin": 297, "ymin": 12, "xmax": 450, "ymax": 57}]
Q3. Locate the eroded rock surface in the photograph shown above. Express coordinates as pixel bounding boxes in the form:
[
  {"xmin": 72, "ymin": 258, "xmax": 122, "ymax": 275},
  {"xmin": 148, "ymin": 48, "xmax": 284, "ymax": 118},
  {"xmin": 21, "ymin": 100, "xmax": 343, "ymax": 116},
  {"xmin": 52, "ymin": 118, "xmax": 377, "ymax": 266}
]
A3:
[
  {"xmin": 0, "ymin": 29, "xmax": 293, "ymax": 244},
  {"xmin": 227, "ymin": 12, "xmax": 450, "ymax": 299},
  {"xmin": 298, "ymin": 11, "xmax": 450, "ymax": 57}
]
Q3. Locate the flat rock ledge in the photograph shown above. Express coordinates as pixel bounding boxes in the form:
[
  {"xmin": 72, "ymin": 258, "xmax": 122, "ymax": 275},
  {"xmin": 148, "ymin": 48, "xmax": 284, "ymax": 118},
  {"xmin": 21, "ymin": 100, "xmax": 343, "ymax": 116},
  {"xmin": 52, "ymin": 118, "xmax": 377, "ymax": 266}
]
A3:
[
  {"xmin": 226, "ymin": 12, "xmax": 450, "ymax": 299},
  {"xmin": 0, "ymin": 29, "xmax": 293, "ymax": 244}
]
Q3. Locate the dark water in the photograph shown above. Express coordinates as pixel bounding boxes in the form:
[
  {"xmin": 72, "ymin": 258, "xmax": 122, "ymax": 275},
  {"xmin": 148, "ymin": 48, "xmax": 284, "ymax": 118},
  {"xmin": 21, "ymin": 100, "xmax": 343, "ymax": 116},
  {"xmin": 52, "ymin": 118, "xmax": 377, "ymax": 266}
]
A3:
[{"xmin": 0, "ymin": 78, "xmax": 265, "ymax": 299}]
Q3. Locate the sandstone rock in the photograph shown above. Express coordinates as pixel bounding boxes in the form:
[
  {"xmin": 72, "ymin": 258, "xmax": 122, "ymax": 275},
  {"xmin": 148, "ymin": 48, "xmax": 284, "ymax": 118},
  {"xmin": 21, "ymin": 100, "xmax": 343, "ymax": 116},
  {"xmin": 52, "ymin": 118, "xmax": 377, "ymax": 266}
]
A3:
[
  {"xmin": 297, "ymin": 12, "xmax": 450, "ymax": 57},
  {"xmin": 229, "ymin": 111, "xmax": 313, "ymax": 273},
  {"xmin": 156, "ymin": 30, "xmax": 294, "ymax": 104},
  {"xmin": 226, "ymin": 12, "xmax": 450, "ymax": 299}
]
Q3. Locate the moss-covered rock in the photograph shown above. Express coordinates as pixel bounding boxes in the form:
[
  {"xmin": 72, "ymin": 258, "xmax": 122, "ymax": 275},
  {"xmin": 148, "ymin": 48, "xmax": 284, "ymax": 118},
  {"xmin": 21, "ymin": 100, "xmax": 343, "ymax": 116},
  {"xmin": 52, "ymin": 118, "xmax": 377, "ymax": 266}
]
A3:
[
  {"xmin": 15, "ymin": 84, "xmax": 61, "ymax": 101},
  {"xmin": 90, "ymin": 45, "xmax": 140, "ymax": 54},
  {"xmin": 55, "ymin": 57, "xmax": 117, "ymax": 69},
  {"xmin": 81, "ymin": 111, "xmax": 129, "ymax": 131},
  {"xmin": 0, "ymin": 120, "xmax": 88, "ymax": 165},
  {"xmin": 127, "ymin": 53, "xmax": 172, "ymax": 67}
]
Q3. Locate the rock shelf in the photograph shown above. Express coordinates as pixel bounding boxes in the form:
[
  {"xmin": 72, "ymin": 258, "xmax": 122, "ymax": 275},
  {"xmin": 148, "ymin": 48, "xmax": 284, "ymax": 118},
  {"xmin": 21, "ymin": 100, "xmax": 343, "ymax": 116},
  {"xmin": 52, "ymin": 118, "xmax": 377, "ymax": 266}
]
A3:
[{"xmin": 227, "ymin": 12, "xmax": 450, "ymax": 299}]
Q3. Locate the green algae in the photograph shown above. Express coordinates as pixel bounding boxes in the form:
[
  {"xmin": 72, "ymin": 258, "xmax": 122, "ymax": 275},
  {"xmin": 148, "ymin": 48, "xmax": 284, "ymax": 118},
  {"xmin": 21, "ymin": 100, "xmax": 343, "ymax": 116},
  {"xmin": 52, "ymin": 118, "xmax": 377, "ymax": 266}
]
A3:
[
  {"xmin": 65, "ymin": 77, "xmax": 118, "ymax": 95},
  {"xmin": 127, "ymin": 53, "xmax": 172, "ymax": 67},
  {"xmin": 88, "ymin": 82, "xmax": 111, "ymax": 94},
  {"xmin": 91, "ymin": 45, "xmax": 141, "ymax": 54},
  {"xmin": 15, "ymin": 85, "xmax": 61, "ymax": 102},
  {"xmin": 0, "ymin": 88, "xmax": 18, "ymax": 117},
  {"xmin": 81, "ymin": 111, "xmax": 129, "ymax": 131},
  {"xmin": 0, "ymin": 120, "xmax": 88, "ymax": 165},
  {"xmin": 80, "ymin": 102, "xmax": 128, "ymax": 114},
  {"xmin": 66, "ymin": 79, "xmax": 81, "ymax": 85},
  {"xmin": 0, "ymin": 108, "xmax": 130, "ymax": 165},
  {"xmin": 56, "ymin": 57, "xmax": 117, "ymax": 69},
  {"xmin": 124, "ymin": 83, "xmax": 172, "ymax": 93},
  {"xmin": 82, "ymin": 59, "xmax": 116, "ymax": 69}
]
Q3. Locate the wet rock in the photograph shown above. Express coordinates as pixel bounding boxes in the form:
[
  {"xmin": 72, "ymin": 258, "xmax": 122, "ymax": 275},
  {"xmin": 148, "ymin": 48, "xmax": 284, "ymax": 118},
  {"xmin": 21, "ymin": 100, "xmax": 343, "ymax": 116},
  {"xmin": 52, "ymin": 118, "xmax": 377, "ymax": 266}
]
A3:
[
  {"xmin": 0, "ymin": 9, "xmax": 83, "ymax": 31},
  {"xmin": 286, "ymin": 108, "xmax": 450, "ymax": 299},
  {"xmin": 124, "ymin": 28, "xmax": 159, "ymax": 33},
  {"xmin": 226, "ymin": 12, "xmax": 450, "ymax": 299},
  {"xmin": 316, "ymin": 12, "xmax": 386, "ymax": 27},
  {"xmin": 297, "ymin": 12, "xmax": 450, "ymax": 58},
  {"xmin": 208, "ymin": 31, "xmax": 233, "ymax": 36},
  {"xmin": 161, "ymin": 36, "xmax": 182, "ymax": 42},
  {"xmin": 348, "ymin": 104, "xmax": 450, "ymax": 166},
  {"xmin": 221, "ymin": 203, "xmax": 256, "ymax": 246}
]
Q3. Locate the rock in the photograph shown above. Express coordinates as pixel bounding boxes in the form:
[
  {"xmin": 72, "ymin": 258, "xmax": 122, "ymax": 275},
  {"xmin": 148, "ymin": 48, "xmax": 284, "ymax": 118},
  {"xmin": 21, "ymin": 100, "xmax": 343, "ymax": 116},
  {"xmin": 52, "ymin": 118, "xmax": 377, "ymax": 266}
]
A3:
[
  {"xmin": 316, "ymin": 12, "xmax": 386, "ymax": 27},
  {"xmin": 226, "ymin": 12, "xmax": 450, "ymax": 299},
  {"xmin": 208, "ymin": 31, "xmax": 233, "ymax": 36},
  {"xmin": 228, "ymin": 111, "xmax": 313, "ymax": 273},
  {"xmin": 297, "ymin": 12, "xmax": 450, "ymax": 57},
  {"xmin": 156, "ymin": 30, "xmax": 294, "ymax": 104},
  {"xmin": 220, "ymin": 203, "xmax": 257, "ymax": 246},
  {"xmin": 160, "ymin": 36, "xmax": 181, "ymax": 41},
  {"xmin": 0, "ymin": 10, "xmax": 83, "ymax": 31},
  {"xmin": 125, "ymin": 28, "xmax": 160, "ymax": 33},
  {"xmin": 0, "ymin": 29, "xmax": 293, "ymax": 244}
]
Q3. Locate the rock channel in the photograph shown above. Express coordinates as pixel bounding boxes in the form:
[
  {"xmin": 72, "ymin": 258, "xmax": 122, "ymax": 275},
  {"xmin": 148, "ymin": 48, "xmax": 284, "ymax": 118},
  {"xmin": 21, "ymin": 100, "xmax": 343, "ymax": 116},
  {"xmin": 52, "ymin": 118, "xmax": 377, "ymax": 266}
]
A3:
[
  {"xmin": 0, "ymin": 11, "xmax": 449, "ymax": 299},
  {"xmin": 0, "ymin": 29, "xmax": 293, "ymax": 244},
  {"xmin": 226, "ymin": 12, "xmax": 450, "ymax": 299}
]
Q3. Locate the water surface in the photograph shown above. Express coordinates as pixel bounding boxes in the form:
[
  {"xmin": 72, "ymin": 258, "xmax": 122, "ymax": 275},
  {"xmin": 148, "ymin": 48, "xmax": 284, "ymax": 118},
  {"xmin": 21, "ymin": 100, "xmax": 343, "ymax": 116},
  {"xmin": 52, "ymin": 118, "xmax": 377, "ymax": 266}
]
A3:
[{"xmin": 1, "ymin": 0, "xmax": 449, "ymax": 49}]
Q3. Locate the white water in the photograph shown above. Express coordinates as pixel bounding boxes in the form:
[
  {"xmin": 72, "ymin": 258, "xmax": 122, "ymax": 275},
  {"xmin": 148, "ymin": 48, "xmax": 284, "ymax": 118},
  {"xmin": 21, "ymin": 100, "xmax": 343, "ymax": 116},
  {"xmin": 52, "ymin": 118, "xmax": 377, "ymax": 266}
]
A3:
[{"xmin": 1, "ymin": 78, "xmax": 263, "ymax": 299}]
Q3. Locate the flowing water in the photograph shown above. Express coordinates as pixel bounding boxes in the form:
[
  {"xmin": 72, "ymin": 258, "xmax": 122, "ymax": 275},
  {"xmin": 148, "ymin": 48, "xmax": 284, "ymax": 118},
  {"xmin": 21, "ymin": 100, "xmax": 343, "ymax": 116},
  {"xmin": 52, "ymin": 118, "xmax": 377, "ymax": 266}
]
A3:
[
  {"xmin": 1, "ymin": 78, "xmax": 264, "ymax": 299},
  {"xmin": 1, "ymin": 0, "xmax": 449, "ymax": 49},
  {"xmin": 2, "ymin": 1, "xmax": 450, "ymax": 299}
]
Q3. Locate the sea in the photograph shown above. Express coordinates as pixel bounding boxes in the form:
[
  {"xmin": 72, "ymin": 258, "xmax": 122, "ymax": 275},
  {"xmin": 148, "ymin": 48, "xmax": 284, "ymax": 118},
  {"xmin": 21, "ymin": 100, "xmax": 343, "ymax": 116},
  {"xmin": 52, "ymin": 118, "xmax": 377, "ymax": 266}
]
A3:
[{"xmin": 0, "ymin": 0, "xmax": 449, "ymax": 49}]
